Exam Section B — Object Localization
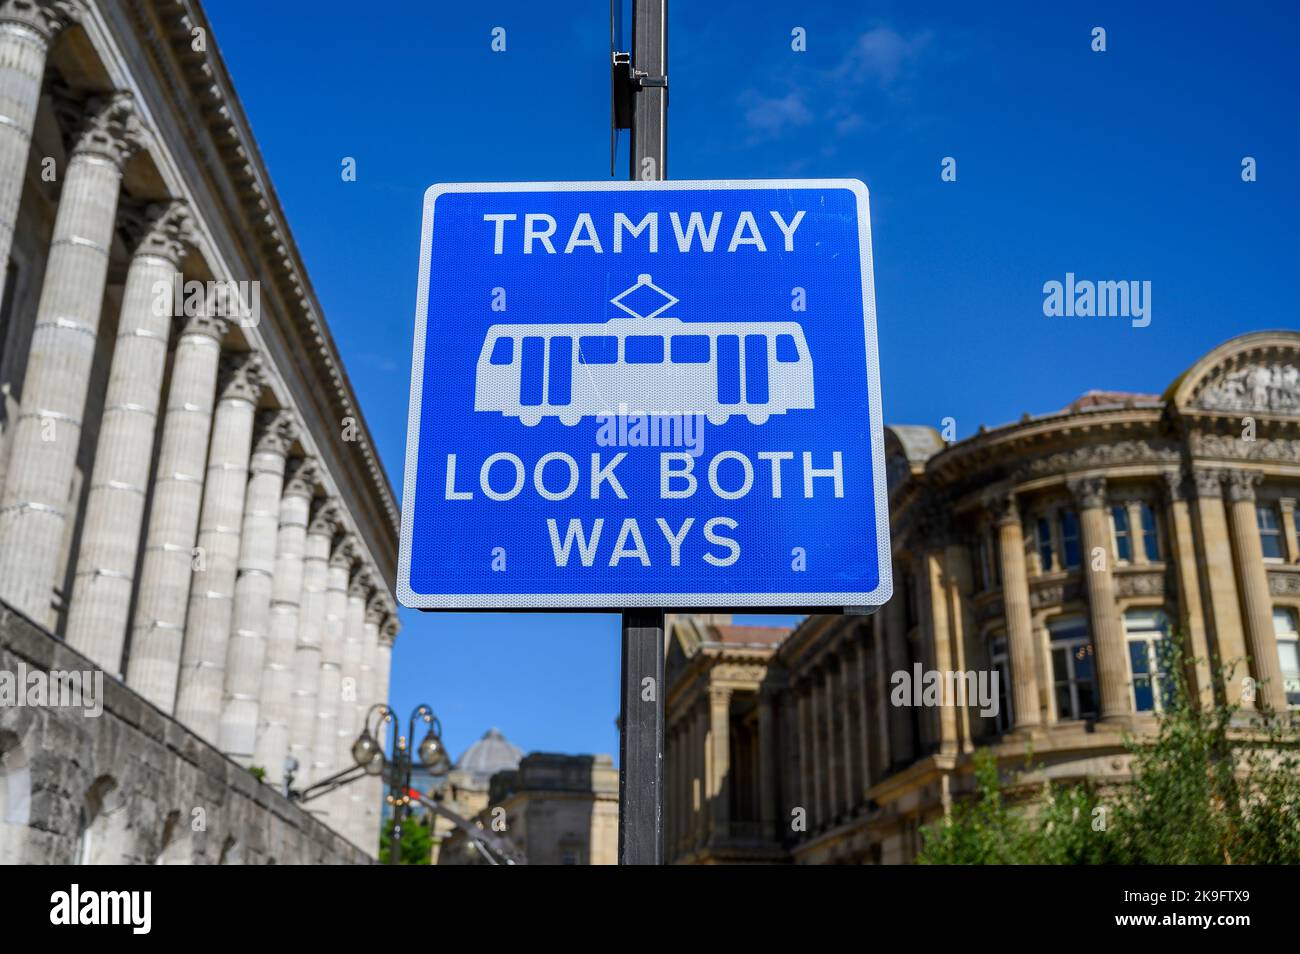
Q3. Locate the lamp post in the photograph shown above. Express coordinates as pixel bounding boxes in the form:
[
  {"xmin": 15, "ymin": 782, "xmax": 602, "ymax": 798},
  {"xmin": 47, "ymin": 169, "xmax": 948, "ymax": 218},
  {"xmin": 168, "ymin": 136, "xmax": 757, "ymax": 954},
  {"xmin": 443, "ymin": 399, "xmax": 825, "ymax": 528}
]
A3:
[{"xmin": 351, "ymin": 703, "xmax": 451, "ymax": 865}]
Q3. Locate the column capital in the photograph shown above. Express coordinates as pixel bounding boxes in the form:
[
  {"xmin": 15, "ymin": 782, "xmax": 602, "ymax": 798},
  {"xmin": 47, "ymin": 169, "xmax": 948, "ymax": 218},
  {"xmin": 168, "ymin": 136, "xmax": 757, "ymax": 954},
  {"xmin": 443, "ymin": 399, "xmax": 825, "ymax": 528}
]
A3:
[
  {"xmin": 1280, "ymin": 497, "xmax": 1296, "ymax": 516},
  {"xmin": 179, "ymin": 309, "xmax": 229, "ymax": 342},
  {"xmin": 366, "ymin": 588, "xmax": 393, "ymax": 625},
  {"xmin": 121, "ymin": 199, "xmax": 192, "ymax": 265},
  {"xmin": 283, "ymin": 456, "xmax": 319, "ymax": 500},
  {"xmin": 379, "ymin": 613, "xmax": 400, "ymax": 646},
  {"xmin": 984, "ymin": 489, "xmax": 1020, "ymax": 528},
  {"xmin": 348, "ymin": 565, "xmax": 375, "ymax": 601},
  {"xmin": 217, "ymin": 350, "xmax": 266, "ymax": 403},
  {"xmin": 1162, "ymin": 468, "xmax": 1189, "ymax": 502},
  {"xmin": 308, "ymin": 498, "xmax": 342, "ymax": 538},
  {"xmin": 254, "ymin": 408, "xmax": 298, "ymax": 457},
  {"xmin": 1066, "ymin": 475, "xmax": 1108, "ymax": 510},
  {"xmin": 63, "ymin": 89, "xmax": 143, "ymax": 167},
  {"xmin": 1224, "ymin": 468, "xmax": 1263, "ymax": 503},
  {"xmin": 330, "ymin": 532, "xmax": 361, "ymax": 571},
  {"xmin": 0, "ymin": 0, "xmax": 78, "ymax": 42},
  {"xmin": 1192, "ymin": 467, "xmax": 1225, "ymax": 499}
]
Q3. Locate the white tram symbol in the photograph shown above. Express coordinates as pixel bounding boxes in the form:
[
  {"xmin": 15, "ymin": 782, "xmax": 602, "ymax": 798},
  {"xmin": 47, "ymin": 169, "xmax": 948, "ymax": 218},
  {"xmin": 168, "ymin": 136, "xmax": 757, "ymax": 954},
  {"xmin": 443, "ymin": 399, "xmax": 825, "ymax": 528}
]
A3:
[{"xmin": 474, "ymin": 275, "xmax": 815, "ymax": 426}]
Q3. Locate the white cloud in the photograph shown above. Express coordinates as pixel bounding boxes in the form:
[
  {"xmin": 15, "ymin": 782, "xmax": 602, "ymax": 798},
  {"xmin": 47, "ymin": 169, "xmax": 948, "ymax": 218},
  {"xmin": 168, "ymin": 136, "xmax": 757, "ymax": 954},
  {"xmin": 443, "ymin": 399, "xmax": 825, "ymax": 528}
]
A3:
[
  {"xmin": 834, "ymin": 26, "xmax": 932, "ymax": 88},
  {"xmin": 738, "ymin": 89, "xmax": 814, "ymax": 137}
]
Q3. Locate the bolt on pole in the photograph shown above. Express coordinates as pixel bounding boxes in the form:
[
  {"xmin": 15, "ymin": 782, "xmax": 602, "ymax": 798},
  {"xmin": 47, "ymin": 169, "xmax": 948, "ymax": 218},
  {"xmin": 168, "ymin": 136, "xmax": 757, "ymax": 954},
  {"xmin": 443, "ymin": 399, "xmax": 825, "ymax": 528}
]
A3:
[{"xmin": 618, "ymin": 0, "xmax": 667, "ymax": 866}]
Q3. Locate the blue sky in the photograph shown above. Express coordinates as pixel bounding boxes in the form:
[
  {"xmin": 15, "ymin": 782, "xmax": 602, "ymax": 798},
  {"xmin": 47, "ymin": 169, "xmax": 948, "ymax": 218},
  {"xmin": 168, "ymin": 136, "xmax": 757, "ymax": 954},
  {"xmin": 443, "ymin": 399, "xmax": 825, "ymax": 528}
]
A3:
[{"xmin": 203, "ymin": 0, "xmax": 1298, "ymax": 763}]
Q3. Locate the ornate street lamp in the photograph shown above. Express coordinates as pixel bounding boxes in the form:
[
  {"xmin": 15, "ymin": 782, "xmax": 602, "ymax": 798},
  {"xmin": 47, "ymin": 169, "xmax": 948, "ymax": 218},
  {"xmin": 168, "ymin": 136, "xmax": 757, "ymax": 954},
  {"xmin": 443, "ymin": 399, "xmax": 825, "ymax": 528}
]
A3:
[{"xmin": 353, "ymin": 703, "xmax": 449, "ymax": 864}]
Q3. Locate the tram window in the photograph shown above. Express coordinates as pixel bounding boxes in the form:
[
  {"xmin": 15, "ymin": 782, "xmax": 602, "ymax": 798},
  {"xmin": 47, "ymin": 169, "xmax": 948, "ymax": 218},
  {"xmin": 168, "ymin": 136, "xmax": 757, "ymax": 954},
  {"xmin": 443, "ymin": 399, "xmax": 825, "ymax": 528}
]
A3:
[
  {"xmin": 578, "ymin": 335, "xmax": 619, "ymax": 364},
  {"xmin": 775, "ymin": 334, "xmax": 800, "ymax": 362},
  {"xmin": 670, "ymin": 335, "xmax": 710, "ymax": 363},
  {"xmin": 489, "ymin": 337, "xmax": 514, "ymax": 365},
  {"xmin": 625, "ymin": 335, "xmax": 664, "ymax": 363}
]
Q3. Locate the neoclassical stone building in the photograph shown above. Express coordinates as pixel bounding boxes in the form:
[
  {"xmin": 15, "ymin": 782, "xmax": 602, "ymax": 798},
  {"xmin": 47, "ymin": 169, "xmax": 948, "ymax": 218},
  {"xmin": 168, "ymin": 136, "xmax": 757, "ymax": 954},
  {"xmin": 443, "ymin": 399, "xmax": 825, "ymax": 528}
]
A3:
[
  {"xmin": 665, "ymin": 330, "xmax": 1300, "ymax": 864},
  {"xmin": 0, "ymin": 0, "xmax": 399, "ymax": 860}
]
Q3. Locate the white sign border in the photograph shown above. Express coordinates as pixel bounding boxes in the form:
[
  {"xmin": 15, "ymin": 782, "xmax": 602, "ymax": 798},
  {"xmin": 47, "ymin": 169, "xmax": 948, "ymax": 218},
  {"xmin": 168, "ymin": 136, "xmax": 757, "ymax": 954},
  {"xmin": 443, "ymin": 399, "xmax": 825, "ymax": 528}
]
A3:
[{"xmin": 397, "ymin": 178, "xmax": 892, "ymax": 610}]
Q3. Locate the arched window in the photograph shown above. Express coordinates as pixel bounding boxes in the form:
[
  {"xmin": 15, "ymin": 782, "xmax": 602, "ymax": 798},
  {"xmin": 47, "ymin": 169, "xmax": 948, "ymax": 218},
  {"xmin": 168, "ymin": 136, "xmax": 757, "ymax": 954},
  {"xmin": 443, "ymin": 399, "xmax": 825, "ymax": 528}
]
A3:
[{"xmin": 0, "ymin": 730, "xmax": 32, "ymax": 864}]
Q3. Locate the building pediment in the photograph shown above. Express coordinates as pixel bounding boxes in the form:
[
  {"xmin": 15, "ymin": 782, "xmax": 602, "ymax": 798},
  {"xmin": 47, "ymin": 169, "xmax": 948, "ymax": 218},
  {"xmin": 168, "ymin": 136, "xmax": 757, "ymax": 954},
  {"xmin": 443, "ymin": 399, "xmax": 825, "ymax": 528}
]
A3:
[{"xmin": 1169, "ymin": 330, "xmax": 1300, "ymax": 417}]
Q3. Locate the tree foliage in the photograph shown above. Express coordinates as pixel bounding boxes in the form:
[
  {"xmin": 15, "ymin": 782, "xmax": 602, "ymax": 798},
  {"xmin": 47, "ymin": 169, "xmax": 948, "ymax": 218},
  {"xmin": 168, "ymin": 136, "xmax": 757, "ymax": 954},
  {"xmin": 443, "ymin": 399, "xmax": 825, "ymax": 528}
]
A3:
[
  {"xmin": 378, "ymin": 814, "xmax": 434, "ymax": 865},
  {"xmin": 917, "ymin": 647, "xmax": 1300, "ymax": 865}
]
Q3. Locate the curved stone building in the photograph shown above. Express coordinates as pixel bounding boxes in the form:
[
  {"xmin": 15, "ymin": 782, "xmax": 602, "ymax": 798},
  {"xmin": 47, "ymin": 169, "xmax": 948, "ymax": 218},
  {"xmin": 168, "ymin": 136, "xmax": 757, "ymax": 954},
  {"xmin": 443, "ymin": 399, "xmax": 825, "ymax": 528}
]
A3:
[
  {"xmin": 0, "ymin": 0, "xmax": 399, "ymax": 861},
  {"xmin": 665, "ymin": 330, "xmax": 1300, "ymax": 864}
]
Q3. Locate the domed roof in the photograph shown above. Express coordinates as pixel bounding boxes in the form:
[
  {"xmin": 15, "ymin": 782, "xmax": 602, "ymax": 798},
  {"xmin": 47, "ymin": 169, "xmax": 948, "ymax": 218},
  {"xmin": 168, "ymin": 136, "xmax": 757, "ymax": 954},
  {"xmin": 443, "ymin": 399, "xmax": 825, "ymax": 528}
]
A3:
[{"xmin": 455, "ymin": 728, "xmax": 523, "ymax": 782}]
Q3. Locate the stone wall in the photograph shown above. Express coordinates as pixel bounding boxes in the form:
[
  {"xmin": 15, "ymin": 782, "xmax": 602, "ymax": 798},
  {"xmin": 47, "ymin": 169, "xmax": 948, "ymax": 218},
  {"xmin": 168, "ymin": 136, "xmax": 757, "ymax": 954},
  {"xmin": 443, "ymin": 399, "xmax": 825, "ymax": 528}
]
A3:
[{"xmin": 0, "ymin": 600, "xmax": 370, "ymax": 864}]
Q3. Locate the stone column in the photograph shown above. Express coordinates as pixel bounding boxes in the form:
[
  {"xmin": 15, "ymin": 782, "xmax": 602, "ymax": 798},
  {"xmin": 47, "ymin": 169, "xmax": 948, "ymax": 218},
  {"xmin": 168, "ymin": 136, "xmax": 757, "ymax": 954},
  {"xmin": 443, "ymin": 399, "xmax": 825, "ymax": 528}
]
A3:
[
  {"xmin": 809, "ymin": 670, "xmax": 825, "ymax": 826},
  {"xmin": 336, "ymin": 567, "xmax": 372, "ymax": 832},
  {"xmin": 992, "ymin": 493, "xmax": 1042, "ymax": 728},
  {"xmin": 64, "ymin": 201, "xmax": 190, "ymax": 671},
  {"xmin": 795, "ymin": 681, "xmax": 806, "ymax": 831},
  {"xmin": 922, "ymin": 546, "xmax": 959, "ymax": 752},
  {"xmin": 253, "ymin": 457, "xmax": 316, "ymax": 786},
  {"xmin": 823, "ymin": 662, "xmax": 841, "ymax": 821},
  {"xmin": 838, "ymin": 652, "xmax": 856, "ymax": 810},
  {"xmin": 882, "ymin": 568, "xmax": 914, "ymax": 762},
  {"xmin": 1069, "ymin": 476, "xmax": 1129, "ymax": 720},
  {"xmin": 218, "ymin": 410, "xmax": 296, "ymax": 762},
  {"xmin": 173, "ymin": 352, "xmax": 265, "ymax": 739},
  {"xmin": 364, "ymin": 613, "xmax": 398, "ymax": 851},
  {"xmin": 757, "ymin": 690, "xmax": 776, "ymax": 838},
  {"xmin": 708, "ymin": 687, "xmax": 731, "ymax": 837},
  {"xmin": 1163, "ymin": 470, "xmax": 1213, "ymax": 704},
  {"xmin": 1190, "ymin": 468, "xmax": 1249, "ymax": 705},
  {"xmin": 690, "ymin": 697, "xmax": 703, "ymax": 842},
  {"xmin": 126, "ymin": 310, "xmax": 229, "ymax": 711},
  {"xmin": 287, "ymin": 500, "xmax": 338, "ymax": 776},
  {"xmin": 854, "ymin": 632, "xmax": 873, "ymax": 788},
  {"xmin": 871, "ymin": 626, "xmax": 890, "ymax": 778},
  {"xmin": 0, "ymin": 92, "xmax": 138, "ymax": 623},
  {"xmin": 0, "ymin": 0, "xmax": 72, "ymax": 302},
  {"xmin": 346, "ymin": 587, "xmax": 384, "ymax": 845},
  {"xmin": 1225, "ymin": 469, "xmax": 1287, "ymax": 712},
  {"xmin": 945, "ymin": 542, "xmax": 979, "ymax": 749},
  {"xmin": 311, "ymin": 534, "xmax": 358, "ymax": 791}
]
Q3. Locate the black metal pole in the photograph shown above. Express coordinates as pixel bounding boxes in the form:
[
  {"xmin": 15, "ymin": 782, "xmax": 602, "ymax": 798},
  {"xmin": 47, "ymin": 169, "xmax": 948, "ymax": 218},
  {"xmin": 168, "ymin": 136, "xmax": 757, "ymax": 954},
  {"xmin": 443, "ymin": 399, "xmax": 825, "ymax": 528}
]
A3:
[
  {"xmin": 388, "ymin": 718, "xmax": 403, "ymax": 866},
  {"xmin": 630, "ymin": 0, "xmax": 667, "ymax": 182},
  {"xmin": 619, "ymin": 609, "xmax": 665, "ymax": 864},
  {"xmin": 616, "ymin": 0, "xmax": 668, "ymax": 868}
]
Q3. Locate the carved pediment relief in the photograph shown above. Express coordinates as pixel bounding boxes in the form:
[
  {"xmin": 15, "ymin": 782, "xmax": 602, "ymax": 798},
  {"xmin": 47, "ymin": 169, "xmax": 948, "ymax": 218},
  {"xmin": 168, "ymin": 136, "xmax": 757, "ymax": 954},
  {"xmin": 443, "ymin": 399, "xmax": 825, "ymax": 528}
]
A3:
[{"xmin": 1196, "ymin": 361, "xmax": 1300, "ymax": 415}]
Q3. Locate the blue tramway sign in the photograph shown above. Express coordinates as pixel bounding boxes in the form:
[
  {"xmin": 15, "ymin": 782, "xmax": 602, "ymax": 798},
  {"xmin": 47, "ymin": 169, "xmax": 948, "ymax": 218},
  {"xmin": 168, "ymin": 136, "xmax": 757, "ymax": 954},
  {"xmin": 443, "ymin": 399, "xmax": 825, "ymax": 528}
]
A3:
[{"xmin": 399, "ymin": 179, "xmax": 890, "ymax": 611}]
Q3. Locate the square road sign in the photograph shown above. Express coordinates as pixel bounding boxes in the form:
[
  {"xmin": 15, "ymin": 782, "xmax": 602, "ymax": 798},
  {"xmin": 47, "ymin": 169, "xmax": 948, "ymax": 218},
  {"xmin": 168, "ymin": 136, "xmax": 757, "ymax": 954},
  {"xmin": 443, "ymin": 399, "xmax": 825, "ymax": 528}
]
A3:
[{"xmin": 398, "ymin": 179, "xmax": 891, "ymax": 610}]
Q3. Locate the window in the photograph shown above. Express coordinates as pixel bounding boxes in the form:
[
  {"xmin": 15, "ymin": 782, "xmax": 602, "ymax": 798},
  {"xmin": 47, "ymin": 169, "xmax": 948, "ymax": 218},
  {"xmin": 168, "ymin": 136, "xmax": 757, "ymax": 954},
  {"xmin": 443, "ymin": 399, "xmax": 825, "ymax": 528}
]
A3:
[
  {"xmin": 989, "ymin": 633, "xmax": 1013, "ymax": 733},
  {"xmin": 1139, "ymin": 502, "xmax": 1160, "ymax": 561},
  {"xmin": 1049, "ymin": 616, "xmax": 1097, "ymax": 721},
  {"xmin": 578, "ymin": 335, "xmax": 618, "ymax": 364},
  {"xmin": 1036, "ymin": 517, "xmax": 1054, "ymax": 572},
  {"xmin": 670, "ymin": 334, "xmax": 710, "ymax": 363},
  {"xmin": 975, "ymin": 536, "xmax": 992, "ymax": 591},
  {"xmin": 1275, "ymin": 608, "xmax": 1300, "ymax": 708},
  {"xmin": 1111, "ymin": 505, "xmax": 1133, "ymax": 563},
  {"xmin": 624, "ymin": 335, "xmax": 664, "ymax": 364},
  {"xmin": 1060, "ymin": 510, "xmax": 1081, "ymax": 569},
  {"xmin": 1125, "ymin": 609, "xmax": 1174, "ymax": 712},
  {"xmin": 488, "ymin": 336, "xmax": 514, "ymax": 365},
  {"xmin": 775, "ymin": 333, "xmax": 800, "ymax": 362},
  {"xmin": 1258, "ymin": 504, "xmax": 1284, "ymax": 560}
]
